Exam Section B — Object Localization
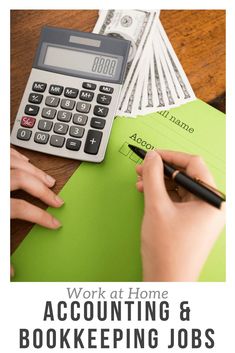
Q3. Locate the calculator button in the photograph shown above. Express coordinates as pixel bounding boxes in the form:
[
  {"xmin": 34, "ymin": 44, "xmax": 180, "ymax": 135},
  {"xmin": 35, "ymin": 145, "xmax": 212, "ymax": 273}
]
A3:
[
  {"xmin": 97, "ymin": 94, "xmax": 112, "ymax": 105},
  {"xmin": 64, "ymin": 87, "xmax": 79, "ymax": 98},
  {"xmin": 49, "ymin": 85, "xmax": 63, "ymax": 95},
  {"xmin": 76, "ymin": 102, "xmax": 91, "ymax": 113},
  {"xmin": 73, "ymin": 114, "xmax": 88, "ymax": 126},
  {"xmin": 28, "ymin": 93, "xmax": 43, "ymax": 104},
  {"xmin": 45, "ymin": 96, "xmax": 60, "ymax": 107},
  {"xmin": 79, "ymin": 90, "xmax": 94, "ymax": 102},
  {"xmin": 69, "ymin": 126, "xmax": 85, "ymax": 138},
  {"xmin": 57, "ymin": 111, "xmax": 72, "ymax": 122},
  {"xmin": 66, "ymin": 138, "xmax": 81, "ymax": 151},
  {"xmin": 34, "ymin": 132, "xmax": 49, "ymax": 144},
  {"xmin": 24, "ymin": 104, "xmax": 39, "ymax": 116},
  {"xmin": 38, "ymin": 120, "xmax": 53, "ymax": 132},
  {"xmin": 53, "ymin": 123, "xmax": 69, "ymax": 135},
  {"xmin": 42, "ymin": 108, "xmax": 57, "ymax": 119},
  {"xmin": 21, "ymin": 116, "xmax": 36, "ymax": 128},
  {"xmin": 32, "ymin": 82, "xmax": 47, "ymax": 93},
  {"xmin": 82, "ymin": 82, "xmax": 96, "ymax": 90},
  {"xmin": 99, "ymin": 85, "xmax": 114, "ymax": 94},
  {"xmin": 61, "ymin": 99, "xmax": 75, "ymax": 110},
  {"xmin": 84, "ymin": 130, "xmax": 102, "ymax": 155},
  {"xmin": 90, "ymin": 117, "xmax": 106, "ymax": 130},
  {"xmin": 93, "ymin": 105, "xmax": 109, "ymax": 117},
  {"xmin": 17, "ymin": 128, "xmax": 32, "ymax": 141},
  {"xmin": 50, "ymin": 135, "xmax": 65, "ymax": 148}
]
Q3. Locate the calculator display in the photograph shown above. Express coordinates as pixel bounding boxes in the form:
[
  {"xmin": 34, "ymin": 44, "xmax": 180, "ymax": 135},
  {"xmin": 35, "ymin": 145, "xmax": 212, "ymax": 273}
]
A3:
[{"xmin": 44, "ymin": 46, "xmax": 119, "ymax": 78}]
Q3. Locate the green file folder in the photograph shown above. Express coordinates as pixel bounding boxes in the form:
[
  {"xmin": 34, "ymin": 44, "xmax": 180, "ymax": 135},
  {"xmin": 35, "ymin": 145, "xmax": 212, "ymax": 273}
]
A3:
[{"xmin": 11, "ymin": 99, "xmax": 225, "ymax": 281}]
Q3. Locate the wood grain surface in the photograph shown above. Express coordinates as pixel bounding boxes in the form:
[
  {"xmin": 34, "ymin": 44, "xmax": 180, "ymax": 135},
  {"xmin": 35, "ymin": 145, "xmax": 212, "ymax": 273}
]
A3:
[{"xmin": 10, "ymin": 10, "xmax": 225, "ymax": 252}]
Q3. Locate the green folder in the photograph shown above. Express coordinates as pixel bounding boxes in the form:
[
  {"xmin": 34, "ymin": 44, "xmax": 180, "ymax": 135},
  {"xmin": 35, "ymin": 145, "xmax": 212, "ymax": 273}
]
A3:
[{"xmin": 11, "ymin": 99, "xmax": 225, "ymax": 282}]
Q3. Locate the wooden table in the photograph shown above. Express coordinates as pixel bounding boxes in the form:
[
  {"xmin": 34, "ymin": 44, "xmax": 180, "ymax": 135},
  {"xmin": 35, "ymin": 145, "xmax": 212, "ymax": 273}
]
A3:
[{"xmin": 11, "ymin": 10, "xmax": 225, "ymax": 252}]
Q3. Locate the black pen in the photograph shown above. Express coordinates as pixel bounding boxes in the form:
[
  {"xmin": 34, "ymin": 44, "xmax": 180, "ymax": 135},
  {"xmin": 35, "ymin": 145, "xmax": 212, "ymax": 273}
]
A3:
[{"xmin": 128, "ymin": 144, "xmax": 226, "ymax": 209}]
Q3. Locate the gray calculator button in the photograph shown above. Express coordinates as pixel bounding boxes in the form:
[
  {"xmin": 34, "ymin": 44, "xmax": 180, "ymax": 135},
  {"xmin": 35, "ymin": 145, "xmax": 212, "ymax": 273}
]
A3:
[
  {"xmin": 90, "ymin": 117, "xmax": 106, "ymax": 129},
  {"xmin": 34, "ymin": 132, "xmax": 49, "ymax": 144},
  {"xmin": 69, "ymin": 125, "xmax": 85, "ymax": 138},
  {"xmin": 84, "ymin": 130, "xmax": 102, "ymax": 155},
  {"xmin": 25, "ymin": 104, "xmax": 39, "ymax": 116},
  {"xmin": 82, "ymin": 82, "xmax": 96, "ymax": 90},
  {"xmin": 49, "ymin": 85, "xmax": 63, "ymax": 95},
  {"xmin": 79, "ymin": 90, "xmax": 94, "ymax": 101},
  {"xmin": 66, "ymin": 138, "xmax": 81, "ymax": 151},
  {"xmin": 57, "ymin": 111, "xmax": 72, "ymax": 122},
  {"xmin": 45, "ymin": 96, "xmax": 60, "ymax": 107},
  {"xmin": 17, "ymin": 128, "xmax": 32, "ymax": 141},
  {"xmin": 93, "ymin": 105, "xmax": 109, "ymax": 117},
  {"xmin": 38, "ymin": 120, "xmax": 53, "ymax": 132},
  {"xmin": 73, "ymin": 113, "xmax": 88, "ymax": 125},
  {"xmin": 32, "ymin": 82, "xmax": 47, "ymax": 92},
  {"xmin": 97, "ymin": 94, "xmax": 112, "ymax": 105},
  {"xmin": 50, "ymin": 135, "xmax": 65, "ymax": 147},
  {"xmin": 100, "ymin": 85, "xmax": 114, "ymax": 94},
  {"xmin": 28, "ymin": 93, "xmax": 43, "ymax": 104},
  {"xmin": 64, "ymin": 87, "xmax": 79, "ymax": 98},
  {"xmin": 53, "ymin": 122, "xmax": 68, "ymax": 135},
  {"xmin": 76, "ymin": 101, "xmax": 91, "ymax": 113},
  {"xmin": 61, "ymin": 99, "xmax": 75, "ymax": 110},
  {"xmin": 42, "ymin": 108, "xmax": 57, "ymax": 119}
]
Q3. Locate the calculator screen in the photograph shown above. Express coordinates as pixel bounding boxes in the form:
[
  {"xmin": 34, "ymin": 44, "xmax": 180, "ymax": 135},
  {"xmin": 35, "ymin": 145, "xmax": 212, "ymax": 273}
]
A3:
[{"xmin": 43, "ymin": 46, "xmax": 119, "ymax": 79}]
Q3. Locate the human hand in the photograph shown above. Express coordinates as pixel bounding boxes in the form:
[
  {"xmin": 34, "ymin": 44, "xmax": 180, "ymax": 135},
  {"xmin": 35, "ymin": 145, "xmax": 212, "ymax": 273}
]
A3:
[
  {"xmin": 136, "ymin": 150, "xmax": 225, "ymax": 282},
  {"xmin": 11, "ymin": 148, "xmax": 63, "ymax": 229}
]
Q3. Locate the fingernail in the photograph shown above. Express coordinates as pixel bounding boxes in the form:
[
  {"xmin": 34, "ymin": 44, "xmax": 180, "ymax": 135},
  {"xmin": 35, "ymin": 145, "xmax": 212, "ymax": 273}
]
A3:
[
  {"xmin": 45, "ymin": 174, "xmax": 56, "ymax": 186},
  {"xmin": 145, "ymin": 151, "xmax": 157, "ymax": 159},
  {"xmin": 54, "ymin": 195, "xmax": 64, "ymax": 206},
  {"xmin": 52, "ymin": 217, "xmax": 62, "ymax": 228}
]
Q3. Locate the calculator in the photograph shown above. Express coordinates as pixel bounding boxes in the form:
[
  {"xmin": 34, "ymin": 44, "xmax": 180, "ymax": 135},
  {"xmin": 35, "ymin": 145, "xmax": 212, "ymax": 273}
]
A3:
[{"xmin": 11, "ymin": 26, "xmax": 130, "ymax": 162}]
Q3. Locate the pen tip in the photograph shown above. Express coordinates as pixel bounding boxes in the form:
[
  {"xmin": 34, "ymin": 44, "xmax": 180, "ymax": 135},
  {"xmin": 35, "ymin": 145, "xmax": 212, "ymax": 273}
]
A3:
[{"xmin": 128, "ymin": 144, "xmax": 135, "ymax": 152}]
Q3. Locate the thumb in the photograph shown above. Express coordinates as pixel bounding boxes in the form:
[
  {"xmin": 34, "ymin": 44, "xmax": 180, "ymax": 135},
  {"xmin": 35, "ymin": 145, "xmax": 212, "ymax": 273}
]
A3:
[{"xmin": 142, "ymin": 151, "xmax": 171, "ymax": 209}]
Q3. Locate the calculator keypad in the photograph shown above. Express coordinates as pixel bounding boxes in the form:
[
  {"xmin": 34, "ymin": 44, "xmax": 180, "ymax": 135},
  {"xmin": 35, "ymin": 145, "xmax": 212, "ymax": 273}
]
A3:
[{"xmin": 12, "ymin": 73, "xmax": 120, "ymax": 162}]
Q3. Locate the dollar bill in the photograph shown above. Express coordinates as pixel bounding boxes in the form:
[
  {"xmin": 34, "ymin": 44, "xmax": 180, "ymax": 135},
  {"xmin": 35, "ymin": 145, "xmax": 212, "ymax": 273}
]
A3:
[{"xmin": 93, "ymin": 10, "xmax": 195, "ymax": 117}]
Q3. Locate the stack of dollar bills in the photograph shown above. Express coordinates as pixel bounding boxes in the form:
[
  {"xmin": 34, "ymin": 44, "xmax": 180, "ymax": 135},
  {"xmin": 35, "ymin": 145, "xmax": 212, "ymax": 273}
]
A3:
[{"xmin": 93, "ymin": 10, "xmax": 196, "ymax": 117}]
